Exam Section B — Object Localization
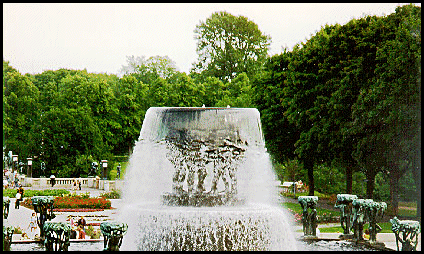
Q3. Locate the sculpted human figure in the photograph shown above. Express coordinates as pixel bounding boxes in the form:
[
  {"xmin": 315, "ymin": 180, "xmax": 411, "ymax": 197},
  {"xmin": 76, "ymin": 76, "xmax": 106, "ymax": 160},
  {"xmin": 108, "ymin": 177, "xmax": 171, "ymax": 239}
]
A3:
[
  {"xmin": 298, "ymin": 196, "xmax": 318, "ymax": 237},
  {"xmin": 334, "ymin": 194, "xmax": 357, "ymax": 237}
]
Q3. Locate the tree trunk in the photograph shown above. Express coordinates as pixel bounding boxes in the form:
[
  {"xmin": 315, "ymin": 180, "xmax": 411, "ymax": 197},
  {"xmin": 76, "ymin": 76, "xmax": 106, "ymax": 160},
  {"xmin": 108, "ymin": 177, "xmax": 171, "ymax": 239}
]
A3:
[
  {"xmin": 346, "ymin": 165, "xmax": 353, "ymax": 194},
  {"xmin": 366, "ymin": 170, "xmax": 377, "ymax": 199},
  {"xmin": 412, "ymin": 164, "xmax": 421, "ymax": 218},
  {"xmin": 304, "ymin": 159, "xmax": 315, "ymax": 196},
  {"xmin": 389, "ymin": 170, "xmax": 400, "ymax": 216}
]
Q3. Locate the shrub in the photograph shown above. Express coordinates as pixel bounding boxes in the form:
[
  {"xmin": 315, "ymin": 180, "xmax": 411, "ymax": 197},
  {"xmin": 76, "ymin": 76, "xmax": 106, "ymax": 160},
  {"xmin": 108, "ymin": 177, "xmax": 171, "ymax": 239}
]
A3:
[
  {"xmin": 100, "ymin": 189, "xmax": 121, "ymax": 199},
  {"xmin": 85, "ymin": 225, "xmax": 102, "ymax": 239},
  {"xmin": 13, "ymin": 227, "xmax": 23, "ymax": 234}
]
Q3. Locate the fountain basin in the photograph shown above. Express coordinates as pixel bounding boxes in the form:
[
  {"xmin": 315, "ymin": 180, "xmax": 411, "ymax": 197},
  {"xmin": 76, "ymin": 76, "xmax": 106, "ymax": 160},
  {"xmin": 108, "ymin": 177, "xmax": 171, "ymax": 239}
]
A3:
[{"xmin": 120, "ymin": 202, "xmax": 297, "ymax": 251}]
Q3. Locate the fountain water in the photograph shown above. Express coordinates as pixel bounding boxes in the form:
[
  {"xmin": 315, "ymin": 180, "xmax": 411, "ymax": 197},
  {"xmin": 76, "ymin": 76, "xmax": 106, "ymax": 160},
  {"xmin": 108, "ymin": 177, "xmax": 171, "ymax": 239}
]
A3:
[{"xmin": 119, "ymin": 107, "xmax": 298, "ymax": 251}]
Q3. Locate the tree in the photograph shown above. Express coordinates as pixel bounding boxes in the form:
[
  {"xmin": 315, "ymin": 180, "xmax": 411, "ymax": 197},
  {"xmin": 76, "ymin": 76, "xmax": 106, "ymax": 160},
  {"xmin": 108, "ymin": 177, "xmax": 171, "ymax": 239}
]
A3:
[
  {"xmin": 200, "ymin": 76, "xmax": 227, "ymax": 107},
  {"xmin": 282, "ymin": 26, "xmax": 334, "ymax": 196},
  {"xmin": 351, "ymin": 4, "xmax": 421, "ymax": 213},
  {"xmin": 192, "ymin": 11, "xmax": 271, "ymax": 82},
  {"xmin": 113, "ymin": 74, "xmax": 148, "ymax": 155},
  {"xmin": 215, "ymin": 72, "xmax": 254, "ymax": 107},
  {"xmin": 40, "ymin": 107, "xmax": 104, "ymax": 177},
  {"xmin": 3, "ymin": 61, "xmax": 40, "ymax": 161},
  {"xmin": 168, "ymin": 73, "xmax": 204, "ymax": 107},
  {"xmin": 120, "ymin": 55, "xmax": 179, "ymax": 84},
  {"xmin": 252, "ymin": 51, "xmax": 300, "ymax": 164}
]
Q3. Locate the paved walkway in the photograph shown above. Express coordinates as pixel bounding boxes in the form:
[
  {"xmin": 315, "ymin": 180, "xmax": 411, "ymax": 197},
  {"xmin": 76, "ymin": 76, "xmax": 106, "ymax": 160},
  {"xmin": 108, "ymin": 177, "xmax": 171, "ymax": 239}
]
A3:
[{"xmin": 3, "ymin": 185, "xmax": 123, "ymax": 243}]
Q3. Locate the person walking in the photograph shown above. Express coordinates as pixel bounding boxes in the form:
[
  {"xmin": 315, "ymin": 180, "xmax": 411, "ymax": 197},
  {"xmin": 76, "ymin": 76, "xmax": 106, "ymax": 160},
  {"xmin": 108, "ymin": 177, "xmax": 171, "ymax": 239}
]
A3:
[
  {"xmin": 18, "ymin": 185, "xmax": 24, "ymax": 197},
  {"xmin": 15, "ymin": 191, "xmax": 21, "ymax": 209},
  {"xmin": 116, "ymin": 163, "xmax": 121, "ymax": 179},
  {"xmin": 77, "ymin": 216, "xmax": 87, "ymax": 231},
  {"xmin": 50, "ymin": 175, "xmax": 56, "ymax": 187},
  {"xmin": 15, "ymin": 185, "xmax": 24, "ymax": 209}
]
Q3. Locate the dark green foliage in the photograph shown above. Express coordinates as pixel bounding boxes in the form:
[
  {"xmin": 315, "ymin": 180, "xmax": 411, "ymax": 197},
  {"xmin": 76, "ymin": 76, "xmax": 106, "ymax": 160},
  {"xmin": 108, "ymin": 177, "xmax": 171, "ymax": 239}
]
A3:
[{"xmin": 252, "ymin": 4, "xmax": 420, "ymax": 214}]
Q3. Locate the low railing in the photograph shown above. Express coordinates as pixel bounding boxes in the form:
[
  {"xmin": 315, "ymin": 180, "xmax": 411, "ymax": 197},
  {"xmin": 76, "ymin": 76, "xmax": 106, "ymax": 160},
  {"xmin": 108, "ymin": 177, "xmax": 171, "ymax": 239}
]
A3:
[{"xmin": 21, "ymin": 177, "xmax": 124, "ymax": 192}]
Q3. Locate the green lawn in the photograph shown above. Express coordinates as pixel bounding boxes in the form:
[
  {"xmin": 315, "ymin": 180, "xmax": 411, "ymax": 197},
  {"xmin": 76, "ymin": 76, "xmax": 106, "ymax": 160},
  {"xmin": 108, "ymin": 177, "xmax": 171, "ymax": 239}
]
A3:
[
  {"xmin": 282, "ymin": 202, "xmax": 340, "ymax": 218},
  {"xmin": 398, "ymin": 208, "xmax": 418, "ymax": 218},
  {"xmin": 280, "ymin": 190, "xmax": 333, "ymax": 200},
  {"xmin": 319, "ymin": 222, "xmax": 393, "ymax": 233}
]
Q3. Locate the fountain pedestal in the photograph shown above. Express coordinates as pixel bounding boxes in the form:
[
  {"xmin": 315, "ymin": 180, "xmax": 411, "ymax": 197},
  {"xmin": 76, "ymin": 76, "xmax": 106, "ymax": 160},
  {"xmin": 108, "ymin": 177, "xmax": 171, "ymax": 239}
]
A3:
[
  {"xmin": 334, "ymin": 194, "xmax": 357, "ymax": 239},
  {"xmin": 43, "ymin": 222, "xmax": 71, "ymax": 251},
  {"xmin": 100, "ymin": 222, "xmax": 128, "ymax": 251},
  {"xmin": 390, "ymin": 216, "xmax": 421, "ymax": 251},
  {"xmin": 298, "ymin": 196, "xmax": 318, "ymax": 239}
]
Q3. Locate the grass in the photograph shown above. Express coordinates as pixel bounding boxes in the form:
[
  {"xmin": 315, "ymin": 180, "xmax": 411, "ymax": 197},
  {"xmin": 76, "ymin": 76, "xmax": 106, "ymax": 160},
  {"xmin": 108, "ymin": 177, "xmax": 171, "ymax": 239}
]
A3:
[
  {"xmin": 319, "ymin": 222, "xmax": 394, "ymax": 233},
  {"xmin": 3, "ymin": 188, "xmax": 70, "ymax": 198},
  {"xmin": 398, "ymin": 208, "xmax": 418, "ymax": 218},
  {"xmin": 282, "ymin": 202, "xmax": 340, "ymax": 219},
  {"xmin": 280, "ymin": 190, "xmax": 333, "ymax": 200},
  {"xmin": 399, "ymin": 201, "xmax": 417, "ymax": 208}
]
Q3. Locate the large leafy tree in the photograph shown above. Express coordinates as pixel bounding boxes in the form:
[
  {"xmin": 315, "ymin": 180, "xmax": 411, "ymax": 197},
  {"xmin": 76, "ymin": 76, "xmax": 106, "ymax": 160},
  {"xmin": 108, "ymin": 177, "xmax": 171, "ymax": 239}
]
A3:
[
  {"xmin": 216, "ymin": 72, "xmax": 254, "ymax": 108},
  {"xmin": 40, "ymin": 106, "xmax": 104, "ymax": 177},
  {"xmin": 120, "ymin": 55, "xmax": 180, "ymax": 84},
  {"xmin": 252, "ymin": 50, "xmax": 300, "ymax": 164},
  {"xmin": 168, "ymin": 73, "xmax": 204, "ymax": 107},
  {"xmin": 282, "ymin": 25, "xmax": 337, "ymax": 196},
  {"xmin": 113, "ymin": 74, "xmax": 148, "ymax": 155},
  {"xmin": 351, "ymin": 4, "xmax": 421, "ymax": 213},
  {"xmin": 192, "ymin": 11, "xmax": 271, "ymax": 82},
  {"xmin": 3, "ymin": 61, "xmax": 40, "ymax": 161}
]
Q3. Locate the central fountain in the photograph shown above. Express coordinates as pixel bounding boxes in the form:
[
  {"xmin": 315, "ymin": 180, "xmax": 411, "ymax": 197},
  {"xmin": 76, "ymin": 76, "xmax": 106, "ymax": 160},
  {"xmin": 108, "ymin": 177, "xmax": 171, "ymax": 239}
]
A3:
[{"xmin": 119, "ymin": 107, "xmax": 298, "ymax": 251}]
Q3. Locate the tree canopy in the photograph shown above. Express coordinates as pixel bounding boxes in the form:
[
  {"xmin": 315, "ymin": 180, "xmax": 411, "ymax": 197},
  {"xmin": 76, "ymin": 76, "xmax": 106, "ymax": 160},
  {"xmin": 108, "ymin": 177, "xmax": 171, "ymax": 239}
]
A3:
[{"xmin": 192, "ymin": 11, "xmax": 271, "ymax": 82}]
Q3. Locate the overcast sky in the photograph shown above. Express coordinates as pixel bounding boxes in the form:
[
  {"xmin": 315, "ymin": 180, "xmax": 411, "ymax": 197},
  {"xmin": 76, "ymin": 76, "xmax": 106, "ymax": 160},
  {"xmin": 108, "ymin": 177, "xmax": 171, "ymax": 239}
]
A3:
[{"xmin": 3, "ymin": 3, "xmax": 420, "ymax": 76}]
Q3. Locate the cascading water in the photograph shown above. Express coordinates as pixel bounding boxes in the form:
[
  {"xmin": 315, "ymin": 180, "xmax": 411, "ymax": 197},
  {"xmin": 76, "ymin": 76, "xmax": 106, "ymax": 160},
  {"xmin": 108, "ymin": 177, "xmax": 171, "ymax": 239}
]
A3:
[{"xmin": 119, "ymin": 107, "xmax": 298, "ymax": 251}]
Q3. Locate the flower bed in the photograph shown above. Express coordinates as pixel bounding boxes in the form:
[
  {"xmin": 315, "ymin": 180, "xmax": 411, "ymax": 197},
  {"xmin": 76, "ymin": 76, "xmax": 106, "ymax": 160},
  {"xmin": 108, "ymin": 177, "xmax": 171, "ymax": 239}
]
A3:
[
  {"xmin": 53, "ymin": 208, "xmax": 105, "ymax": 212},
  {"xmin": 21, "ymin": 195, "xmax": 111, "ymax": 210},
  {"xmin": 54, "ymin": 196, "xmax": 111, "ymax": 209}
]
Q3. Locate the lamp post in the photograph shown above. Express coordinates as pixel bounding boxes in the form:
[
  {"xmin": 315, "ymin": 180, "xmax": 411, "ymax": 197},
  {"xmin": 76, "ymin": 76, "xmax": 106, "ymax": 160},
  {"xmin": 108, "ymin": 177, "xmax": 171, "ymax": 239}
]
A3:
[
  {"xmin": 12, "ymin": 155, "xmax": 18, "ymax": 173},
  {"xmin": 40, "ymin": 162, "xmax": 46, "ymax": 178},
  {"xmin": 27, "ymin": 158, "xmax": 33, "ymax": 178},
  {"xmin": 101, "ymin": 160, "xmax": 108, "ymax": 180}
]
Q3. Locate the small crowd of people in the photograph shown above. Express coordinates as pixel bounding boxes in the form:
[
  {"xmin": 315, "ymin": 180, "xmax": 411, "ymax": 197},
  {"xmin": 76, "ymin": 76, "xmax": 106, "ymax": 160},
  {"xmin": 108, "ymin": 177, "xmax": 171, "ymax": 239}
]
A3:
[
  {"xmin": 69, "ymin": 215, "xmax": 87, "ymax": 239},
  {"xmin": 72, "ymin": 178, "xmax": 82, "ymax": 191},
  {"xmin": 19, "ymin": 214, "xmax": 88, "ymax": 240},
  {"xmin": 3, "ymin": 168, "xmax": 22, "ymax": 189}
]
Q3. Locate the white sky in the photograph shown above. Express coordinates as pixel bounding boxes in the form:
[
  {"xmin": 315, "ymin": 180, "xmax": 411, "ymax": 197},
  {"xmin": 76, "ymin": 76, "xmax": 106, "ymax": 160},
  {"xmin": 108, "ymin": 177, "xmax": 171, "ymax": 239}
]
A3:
[{"xmin": 3, "ymin": 3, "xmax": 420, "ymax": 76}]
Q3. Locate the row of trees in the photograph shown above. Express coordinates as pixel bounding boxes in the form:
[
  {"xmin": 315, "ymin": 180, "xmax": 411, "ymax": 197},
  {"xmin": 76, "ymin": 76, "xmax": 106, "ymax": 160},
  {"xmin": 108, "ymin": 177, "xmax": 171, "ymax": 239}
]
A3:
[
  {"xmin": 254, "ymin": 4, "xmax": 420, "ymax": 216},
  {"xmin": 3, "ymin": 5, "xmax": 420, "ymax": 216},
  {"xmin": 3, "ymin": 57, "xmax": 256, "ymax": 177}
]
